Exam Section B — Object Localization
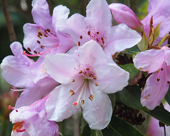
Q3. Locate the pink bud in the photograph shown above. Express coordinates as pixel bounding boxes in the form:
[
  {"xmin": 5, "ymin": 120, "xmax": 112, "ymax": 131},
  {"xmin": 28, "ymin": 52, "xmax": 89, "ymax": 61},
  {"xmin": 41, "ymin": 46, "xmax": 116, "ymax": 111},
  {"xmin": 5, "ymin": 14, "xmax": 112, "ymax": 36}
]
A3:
[{"xmin": 109, "ymin": 3, "xmax": 143, "ymax": 32}]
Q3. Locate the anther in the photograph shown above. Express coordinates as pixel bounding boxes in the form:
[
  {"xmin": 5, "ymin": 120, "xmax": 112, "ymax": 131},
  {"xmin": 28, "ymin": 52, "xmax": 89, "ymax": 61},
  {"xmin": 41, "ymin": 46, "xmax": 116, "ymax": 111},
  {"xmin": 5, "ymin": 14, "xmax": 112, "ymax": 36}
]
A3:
[
  {"xmin": 101, "ymin": 37, "xmax": 105, "ymax": 44},
  {"xmin": 97, "ymin": 32, "xmax": 99, "ymax": 34},
  {"xmin": 78, "ymin": 42, "xmax": 80, "ymax": 46},
  {"xmin": 81, "ymin": 100, "xmax": 84, "ymax": 105},
  {"xmin": 27, "ymin": 47, "xmax": 31, "ymax": 52},
  {"xmin": 72, "ymin": 79, "xmax": 75, "ymax": 82},
  {"xmin": 157, "ymin": 78, "xmax": 160, "ymax": 81},
  {"xmin": 37, "ymin": 40, "xmax": 40, "ymax": 44},
  {"xmin": 88, "ymin": 31, "xmax": 91, "ymax": 35},
  {"xmin": 89, "ymin": 94, "xmax": 94, "ymax": 101},
  {"xmin": 79, "ymin": 70, "xmax": 82, "ymax": 74},
  {"xmin": 144, "ymin": 94, "xmax": 150, "ymax": 100},
  {"xmin": 93, "ymin": 76, "xmax": 97, "ymax": 79},
  {"xmin": 80, "ymin": 36, "xmax": 83, "ymax": 39},
  {"xmin": 44, "ymin": 34, "xmax": 48, "ymax": 37},
  {"xmin": 86, "ymin": 68, "xmax": 89, "ymax": 71},
  {"xmin": 34, "ymin": 50, "xmax": 37, "ymax": 54},
  {"xmin": 161, "ymin": 68, "xmax": 163, "ymax": 71},
  {"xmin": 40, "ymin": 45, "xmax": 45, "ymax": 49},
  {"xmin": 38, "ymin": 32, "xmax": 43, "ymax": 36},
  {"xmin": 139, "ymin": 67, "xmax": 142, "ymax": 70},
  {"xmin": 70, "ymin": 90, "xmax": 75, "ymax": 96},
  {"xmin": 167, "ymin": 81, "xmax": 170, "ymax": 84},
  {"xmin": 95, "ymin": 83, "xmax": 99, "ymax": 86}
]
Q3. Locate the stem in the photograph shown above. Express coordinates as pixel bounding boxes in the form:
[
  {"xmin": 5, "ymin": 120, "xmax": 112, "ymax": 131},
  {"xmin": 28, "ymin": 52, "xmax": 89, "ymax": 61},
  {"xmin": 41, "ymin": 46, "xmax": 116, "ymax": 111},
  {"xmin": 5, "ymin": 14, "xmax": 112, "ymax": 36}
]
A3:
[{"xmin": 1, "ymin": 0, "xmax": 16, "ymax": 42}]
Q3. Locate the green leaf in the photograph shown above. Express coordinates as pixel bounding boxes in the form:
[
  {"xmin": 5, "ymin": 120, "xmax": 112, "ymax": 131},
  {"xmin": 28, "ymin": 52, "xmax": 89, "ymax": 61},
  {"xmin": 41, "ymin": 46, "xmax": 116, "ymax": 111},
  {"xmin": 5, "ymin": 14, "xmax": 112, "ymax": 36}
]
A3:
[
  {"xmin": 108, "ymin": 115, "xmax": 144, "ymax": 136},
  {"xmin": 121, "ymin": 64, "xmax": 140, "ymax": 80},
  {"xmin": 123, "ymin": 45, "xmax": 140, "ymax": 54},
  {"xmin": 116, "ymin": 85, "xmax": 144, "ymax": 110},
  {"xmin": 91, "ymin": 130, "xmax": 98, "ymax": 136},
  {"xmin": 137, "ymin": 32, "xmax": 148, "ymax": 51},
  {"xmin": 158, "ymin": 33, "xmax": 167, "ymax": 47},
  {"xmin": 82, "ymin": 124, "xmax": 91, "ymax": 136},
  {"xmin": 116, "ymin": 85, "xmax": 170, "ymax": 126},
  {"xmin": 165, "ymin": 86, "xmax": 170, "ymax": 105},
  {"xmin": 154, "ymin": 23, "xmax": 161, "ymax": 42}
]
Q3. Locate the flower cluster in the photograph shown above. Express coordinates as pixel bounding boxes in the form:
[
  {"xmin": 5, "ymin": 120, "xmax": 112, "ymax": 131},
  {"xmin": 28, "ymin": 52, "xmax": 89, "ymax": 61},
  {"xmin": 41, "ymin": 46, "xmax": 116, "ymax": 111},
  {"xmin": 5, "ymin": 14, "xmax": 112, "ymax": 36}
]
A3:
[{"xmin": 1, "ymin": 0, "xmax": 170, "ymax": 135}]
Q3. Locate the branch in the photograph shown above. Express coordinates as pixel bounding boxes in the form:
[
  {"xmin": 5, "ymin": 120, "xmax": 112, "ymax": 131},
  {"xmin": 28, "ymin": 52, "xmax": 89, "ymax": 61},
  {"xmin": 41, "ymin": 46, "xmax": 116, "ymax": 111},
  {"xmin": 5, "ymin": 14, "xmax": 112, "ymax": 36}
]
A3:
[{"xmin": 1, "ymin": 0, "xmax": 16, "ymax": 42}]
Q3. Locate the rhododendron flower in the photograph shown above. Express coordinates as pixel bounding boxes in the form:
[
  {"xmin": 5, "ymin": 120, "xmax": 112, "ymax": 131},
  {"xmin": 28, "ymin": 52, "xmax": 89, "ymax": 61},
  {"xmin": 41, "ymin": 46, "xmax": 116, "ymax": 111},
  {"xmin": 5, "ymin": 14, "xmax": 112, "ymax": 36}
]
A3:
[
  {"xmin": 44, "ymin": 40, "xmax": 129, "ymax": 130},
  {"xmin": 109, "ymin": 3, "xmax": 143, "ymax": 32},
  {"xmin": 133, "ymin": 46, "xmax": 170, "ymax": 110},
  {"xmin": 109, "ymin": 0, "xmax": 170, "ymax": 44},
  {"xmin": 23, "ymin": 0, "xmax": 74, "ymax": 56},
  {"xmin": 56, "ymin": 0, "xmax": 141, "ymax": 60},
  {"xmin": 10, "ymin": 95, "xmax": 59, "ymax": 136},
  {"xmin": 1, "ymin": 42, "xmax": 58, "ymax": 108}
]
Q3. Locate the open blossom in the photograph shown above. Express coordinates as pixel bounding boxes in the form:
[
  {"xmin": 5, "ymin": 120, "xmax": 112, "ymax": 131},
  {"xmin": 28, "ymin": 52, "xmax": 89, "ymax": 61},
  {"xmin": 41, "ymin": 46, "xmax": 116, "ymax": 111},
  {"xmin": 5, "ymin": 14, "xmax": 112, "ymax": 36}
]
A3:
[
  {"xmin": 56, "ymin": 0, "xmax": 141, "ymax": 61},
  {"xmin": 109, "ymin": 0, "xmax": 170, "ymax": 44},
  {"xmin": 133, "ymin": 46, "xmax": 170, "ymax": 110},
  {"xmin": 44, "ymin": 40, "xmax": 129, "ymax": 130},
  {"xmin": 10, "ymin": 95, "xmax": 59, "ymax": 136},
  {"xmin": 23, "ymin": 0, "xmax": 74, "ymax": 56},
  {"xmin": 0, "ymin": 42, "xmax": 58, "ymax": 108}
]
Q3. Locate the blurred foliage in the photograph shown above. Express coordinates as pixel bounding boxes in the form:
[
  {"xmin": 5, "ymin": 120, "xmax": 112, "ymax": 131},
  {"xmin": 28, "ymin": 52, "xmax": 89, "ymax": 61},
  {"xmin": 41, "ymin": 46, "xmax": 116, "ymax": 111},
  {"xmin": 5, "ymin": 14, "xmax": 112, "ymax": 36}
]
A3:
[{"xmin": 0, "ymin": 0, "xmax": 148, "ymax": 135}]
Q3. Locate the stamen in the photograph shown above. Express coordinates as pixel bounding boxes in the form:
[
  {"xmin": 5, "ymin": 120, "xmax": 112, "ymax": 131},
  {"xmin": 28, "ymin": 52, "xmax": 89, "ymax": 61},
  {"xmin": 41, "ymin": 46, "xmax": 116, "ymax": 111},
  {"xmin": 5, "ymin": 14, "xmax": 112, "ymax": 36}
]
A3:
[
  {"xmin": 78, "ymin": 42, "xmax": 80, "ymax": 46},
  {"xmin": 93, "ymin": 76, "xmax": 97, "ymax": 79},
  {"xmin": 79, "ymin": 70, "xmax": 82, "ymax": 74},
  {"xmin": 27, "ymin": 47, "xmax": 31, "ymax": 52},
  {"xmin": 101, "ymin": 37, "xmax": 105, "ymax": 44},
  {"xmin": 80, "ymin": 36, "xmax": 83, "ymax": 39},
  {"xmin": 73, "ymin": 82, "xmax": 87, "ymax": 106},
  {"xmin": 88, "ymin": 31, "xmax": 91, "ymax": 35},
  {"xmin": 8, "ymin": 105, "xmax": 14, "ymax": 110},
  {"xmin": 70, "ymin": 90, "xmax": 75, "ymax": 96},
  {"xmin": 81, "ymin": 100, "xmax": 84, "ymax": 105},
  {"xmin": 37, "ymin": 40, "xmax": 41, "ymax": 44},
  {"xmin": 72, "ymin": 79, "xmax": 75, "ymax": 82},
  {"xmin": 95, "ymin": 83, "xmax": 99, "ymax": 86},
  {"xmin": 97, "ymin": 32, "xmax": 99, "ymax": 34},
  {"xmin": 89, "ymin": 94, "xmax": 94, "ymax": 101},
  {"xmin": 86, "ymin": 68, "xmax": 89, "ymax": 71},
  {"xmin": 139, "ymin": 67, "xmax": 143, "ymax": 70},
  {"xmin": 144, "ymin": 94, "xmax": 150, "ymax": 100}
]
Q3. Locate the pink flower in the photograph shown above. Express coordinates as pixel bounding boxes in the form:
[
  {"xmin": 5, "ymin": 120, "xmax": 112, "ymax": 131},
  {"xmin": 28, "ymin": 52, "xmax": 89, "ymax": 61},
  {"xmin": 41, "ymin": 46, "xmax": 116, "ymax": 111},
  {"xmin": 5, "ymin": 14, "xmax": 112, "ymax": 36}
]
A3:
[
  {"xmin": 44, "ymin": 40, "xmax": 129, "ymax": 130},
  {"xmin": 23, "ymin": 0, "xmax": 74, "ymax": 56},
  {"xmin": 1, "ymin": 42, "xmax": 58, "ymax": 108},
  {"xmin": 10, "ymin": 95, "xmax": 59, "ymax": 136},
  {"xmin": 56, "ymin": 0, "xmax": 141, "ymax": 61},
  {"xmin": 133, "ymin": 46, "xmax": 170, "ymax": 110},
  {"xmin": 109, "ymin": 3, "xmax": 143, "ymax": 32}
]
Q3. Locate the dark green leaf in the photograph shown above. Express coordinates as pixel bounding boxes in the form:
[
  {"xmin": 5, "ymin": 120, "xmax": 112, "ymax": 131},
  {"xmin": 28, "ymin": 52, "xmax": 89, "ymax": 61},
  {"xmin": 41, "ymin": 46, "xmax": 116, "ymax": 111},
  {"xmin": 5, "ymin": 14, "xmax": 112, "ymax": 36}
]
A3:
[
  {"xmin": 116, "ymin": 85, "xmax": 170, "ymax": 126},
  {"xmin": 82, "ymin": 124, "xmax": 91, "ymax": 136},
  {"xmin": 122, "ymin": 45, "xmax": 140, "ymax": 54},
  {"xmin": 165, "ymin": 86, "xmax": 170, "ymax": 105},
  {"xmin": 109, "ymin": 115, "xmax": 144, "ymax": 136},
  {"xmin": 121, "ymin": 64, "xmax": 140, "ymax": 80}
]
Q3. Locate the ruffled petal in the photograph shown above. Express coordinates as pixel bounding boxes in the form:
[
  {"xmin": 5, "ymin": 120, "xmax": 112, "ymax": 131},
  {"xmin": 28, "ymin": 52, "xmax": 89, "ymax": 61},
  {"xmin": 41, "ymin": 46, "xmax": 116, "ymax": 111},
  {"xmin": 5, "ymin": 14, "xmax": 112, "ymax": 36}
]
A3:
[
  {"xmin": 82, "ymin": 87, "xmax": 112, "ymax": 130},
  {"xmin": 141, "ymin": 72, "xmax": 169, "ymax": 110},
  {"xmin": 44, "ymin": 54, "xmax": 79, "ymax": 84},
  {"xmin": 133, "ymin": 49, "xmax": 165, "ymax": 73},
  {"xmin": 105, "ymin": 24, "xmax": 142, "ymax": 55},
  {"xmin": 95, "ymin": 63, "xmax": 129, "ymax": 93}
]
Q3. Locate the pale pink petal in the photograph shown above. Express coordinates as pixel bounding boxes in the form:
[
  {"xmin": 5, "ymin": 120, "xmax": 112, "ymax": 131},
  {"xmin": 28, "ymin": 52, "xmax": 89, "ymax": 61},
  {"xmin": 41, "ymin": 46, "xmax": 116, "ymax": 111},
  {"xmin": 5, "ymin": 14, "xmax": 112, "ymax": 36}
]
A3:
[
  {"xmin": 109, "ymin": 3, "xmax": 143, "ymax": 32},
  {"xmin": 141, "ymin": 72, "xmax": 169, "ymax": 110},
  {"xmin": 105, "ymin": 24, "xmax": 142, "ymax": 55},
  {"xmin": 44, "ymin": 54, "xmax": 79, "ymax": 84},
  {"xmin": 95, "ymin": 63, "xmax": 129, "ymax": 93},
  {"xmin": 164, "ymin": 48, "xmax": 170, "ymax": 66},
  {"xmin": 82, "ymin": 87, "xmax": 112, "ymax": 130},
  {"xmin": 86, "ymin": 0, "xmax": 112, "ymax": 30},
  {"xmin": 73, "ymin": 40, "xmax": 107, "ymax": 66},
  {"xmin": 45, "ymin": 78, "xmax": 83, "ymax": 122},
  {"xmin": 15, "ymin": 77, "xmax": 58, "ymax": 108},
  {"xmin": 133, "ymin": 49, "xmax": 165, "ymax": 73},
  {"xmin": 32, "ymin": 0, "xmax": 51, "ymax": 27}
]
